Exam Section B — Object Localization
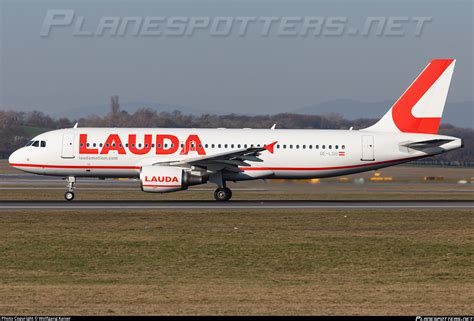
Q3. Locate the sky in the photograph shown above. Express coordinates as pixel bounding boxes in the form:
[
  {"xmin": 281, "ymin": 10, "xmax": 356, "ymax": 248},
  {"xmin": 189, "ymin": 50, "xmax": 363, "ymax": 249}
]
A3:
[{"xmin": 0, "ymin": 0, "xmax": 472, "ymax": 116}]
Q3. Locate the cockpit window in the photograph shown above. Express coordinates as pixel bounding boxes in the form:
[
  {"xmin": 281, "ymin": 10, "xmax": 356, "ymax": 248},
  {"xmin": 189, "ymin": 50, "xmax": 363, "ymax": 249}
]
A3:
[{"xmin": 27, "ymin": 140, "xmax": 46, "ymax": 147}]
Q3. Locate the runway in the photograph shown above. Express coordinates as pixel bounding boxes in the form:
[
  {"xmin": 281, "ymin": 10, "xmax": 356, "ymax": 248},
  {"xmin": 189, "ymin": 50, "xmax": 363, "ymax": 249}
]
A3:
[{"xmin": 0, "ymin": 200, "xmax": 472, "ymax": 210}]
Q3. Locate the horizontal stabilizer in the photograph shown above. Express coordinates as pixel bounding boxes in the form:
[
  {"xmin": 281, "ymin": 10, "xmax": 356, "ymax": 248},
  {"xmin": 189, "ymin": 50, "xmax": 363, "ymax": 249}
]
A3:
[{"xmin": 402, "ymin": 139, "xmax": 454, "ymax": 149}]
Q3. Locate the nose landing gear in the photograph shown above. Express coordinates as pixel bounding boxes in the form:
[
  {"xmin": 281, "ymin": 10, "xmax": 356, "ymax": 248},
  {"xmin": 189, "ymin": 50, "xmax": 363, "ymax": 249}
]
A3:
[
  {"xmin": 64, "ymin": 176, "xmax": 76, "ymax": 201},
  {"xmin": 65, "ymin": 191, "xmax": 74, "ymax": 201}
]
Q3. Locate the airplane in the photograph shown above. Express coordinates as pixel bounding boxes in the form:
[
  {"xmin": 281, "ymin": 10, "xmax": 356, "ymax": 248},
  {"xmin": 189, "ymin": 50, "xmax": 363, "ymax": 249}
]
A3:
[{"xmin": 8, "ymin": 59, "xmax": 463, "ymax": 201}]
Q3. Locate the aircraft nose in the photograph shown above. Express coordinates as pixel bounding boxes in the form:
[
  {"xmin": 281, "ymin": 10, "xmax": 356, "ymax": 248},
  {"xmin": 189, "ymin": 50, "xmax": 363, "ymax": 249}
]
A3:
[{"xmin": 8, "ymin": 149, "xmax": 20, "ymax": 168}]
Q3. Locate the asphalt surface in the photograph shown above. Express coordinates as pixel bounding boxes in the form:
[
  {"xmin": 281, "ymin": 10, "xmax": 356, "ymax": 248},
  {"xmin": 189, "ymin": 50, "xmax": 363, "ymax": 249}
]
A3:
[{"xmin": 0, "ymin": 200, "xmax": 472, "ymax": 210}]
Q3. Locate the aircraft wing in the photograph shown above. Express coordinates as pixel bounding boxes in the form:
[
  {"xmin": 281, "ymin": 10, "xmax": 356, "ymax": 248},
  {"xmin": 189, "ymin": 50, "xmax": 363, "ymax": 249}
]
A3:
[{"xmin": 153, "ymin": 141, "xmax": 277, "ymax": 172}]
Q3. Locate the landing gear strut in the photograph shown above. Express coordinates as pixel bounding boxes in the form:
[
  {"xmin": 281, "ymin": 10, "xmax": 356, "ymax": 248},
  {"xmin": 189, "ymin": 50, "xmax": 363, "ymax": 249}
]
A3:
[
  {"xmin": 214, "ymin": 187, "xmax": 232, "ymax": 201},
  {"xmin": 64, "ymin": 176, "xmax": 76, "ymax": 201},
  {"xmin": 209, "ymin": 172, "xmax": 232, "ymax": 201}
]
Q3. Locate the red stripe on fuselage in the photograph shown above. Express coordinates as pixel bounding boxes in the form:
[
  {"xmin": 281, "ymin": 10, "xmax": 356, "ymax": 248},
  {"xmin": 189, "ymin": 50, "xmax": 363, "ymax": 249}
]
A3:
[
  {"xmin": 10, "ymin": 155, "xmax": 425, "ymax": 172},
  {"xmin": 240, "ymin": 155, "xmax": 425, "ymax": 171},
  {"xmin": 9, "ymin": 163, "xmax": 140, "ymax": 170}
]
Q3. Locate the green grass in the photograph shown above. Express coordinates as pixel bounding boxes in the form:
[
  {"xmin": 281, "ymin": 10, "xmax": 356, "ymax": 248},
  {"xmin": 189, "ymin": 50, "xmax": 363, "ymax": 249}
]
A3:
[{"xmin": 0, "ymin": 209, "xmax": 472, "ymax": 315}]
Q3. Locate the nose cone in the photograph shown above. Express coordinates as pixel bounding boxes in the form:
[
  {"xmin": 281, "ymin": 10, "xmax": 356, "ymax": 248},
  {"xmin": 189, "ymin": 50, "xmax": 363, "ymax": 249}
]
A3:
[{"xmin": 8, "ymin": 149, "xmax": 20, "ymax": 168}]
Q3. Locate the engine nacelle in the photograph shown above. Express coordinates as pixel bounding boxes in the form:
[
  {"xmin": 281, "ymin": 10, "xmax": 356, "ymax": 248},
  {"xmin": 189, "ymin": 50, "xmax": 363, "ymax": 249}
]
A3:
[{"xmin": 140, "ymin": 165, "xmax": 206, "ymax": 193}]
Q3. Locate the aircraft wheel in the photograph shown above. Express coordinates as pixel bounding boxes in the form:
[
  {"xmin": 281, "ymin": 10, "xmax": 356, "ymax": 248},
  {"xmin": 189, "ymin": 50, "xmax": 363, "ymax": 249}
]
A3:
[
  {"xmin": 214, "ymin": 187, "xmax": 232, "ymax": 201},
  {"xmin": 64, "ymin": 191, "xmax": 75, "ymax": 201}
]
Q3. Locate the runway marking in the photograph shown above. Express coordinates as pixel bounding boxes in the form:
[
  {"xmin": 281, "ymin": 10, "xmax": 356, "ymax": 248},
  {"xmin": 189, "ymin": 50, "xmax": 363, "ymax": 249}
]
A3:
[
  {"xmin": 0, "ymin": 201, "xmax": 472, "ymax": 210},
  {"xmin": 1, "ymin": 206, "xmax": 472, "ymax": 209}
]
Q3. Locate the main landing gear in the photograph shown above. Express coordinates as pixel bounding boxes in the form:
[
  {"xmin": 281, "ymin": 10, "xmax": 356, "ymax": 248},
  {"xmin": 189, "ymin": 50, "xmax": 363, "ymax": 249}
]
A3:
[
  {"xmin": 64, "ymin": 176, "xmax": 76, "ymax": 201},
  {"xmin": 209, "ymin": 173, "xmax": 232, "ymax": 201},
  {"xmin": 214, "ymin": 187, "xmax": 232, "ymax": 201}
]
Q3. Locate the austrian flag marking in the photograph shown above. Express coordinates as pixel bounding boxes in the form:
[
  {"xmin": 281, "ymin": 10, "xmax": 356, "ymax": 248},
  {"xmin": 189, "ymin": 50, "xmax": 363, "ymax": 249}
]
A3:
[{"xmin": 338, "ymin": 151, "xmax": 345, "ymax": 156}]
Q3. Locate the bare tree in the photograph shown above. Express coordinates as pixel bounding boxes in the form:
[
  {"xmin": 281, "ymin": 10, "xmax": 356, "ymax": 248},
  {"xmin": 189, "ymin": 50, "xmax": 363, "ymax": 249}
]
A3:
[{"xmin": 111, "ymin": 95, "xmax": 120, "ymax": 115}]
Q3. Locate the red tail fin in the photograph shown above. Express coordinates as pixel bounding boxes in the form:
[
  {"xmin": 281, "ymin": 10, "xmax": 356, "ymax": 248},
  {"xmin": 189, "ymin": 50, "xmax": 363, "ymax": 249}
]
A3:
[{"xmin": 365, "ymin": 59, "xmax": 455, "ymax": 134}]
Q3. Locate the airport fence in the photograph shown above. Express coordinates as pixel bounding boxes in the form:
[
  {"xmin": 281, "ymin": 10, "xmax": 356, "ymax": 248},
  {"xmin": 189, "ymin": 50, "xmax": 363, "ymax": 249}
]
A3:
[{"xmin": 405, "ymin": 160, "xmax": 474, "ymax": 168}]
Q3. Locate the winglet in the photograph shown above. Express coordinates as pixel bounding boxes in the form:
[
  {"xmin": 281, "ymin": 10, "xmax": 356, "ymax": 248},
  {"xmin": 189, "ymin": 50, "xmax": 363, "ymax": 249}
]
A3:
[
  {"xmin": 270, "ymin": 124, "xmax": 276, "ymax": 130},
  {"xmin": 73, "ymin": 122, "xmax": 79, "ymax": 128},
  {"xmin": 264, "ymin": 141, "xmax": 278, "ymax": 154}
]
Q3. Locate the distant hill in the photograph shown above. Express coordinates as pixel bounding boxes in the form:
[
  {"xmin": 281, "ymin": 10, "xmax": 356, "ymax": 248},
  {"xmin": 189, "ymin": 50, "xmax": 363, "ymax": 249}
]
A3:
[
  {"xmin": 53, "ymin": 102, "xmax": 214, "ymax": 118},
  {"xmin": 293, "ymin": 99, "xmax": 473, "ymax": 128},
  {"xmin": 8, "ymin": 99, "xmax": 472, "ymax": 128}
]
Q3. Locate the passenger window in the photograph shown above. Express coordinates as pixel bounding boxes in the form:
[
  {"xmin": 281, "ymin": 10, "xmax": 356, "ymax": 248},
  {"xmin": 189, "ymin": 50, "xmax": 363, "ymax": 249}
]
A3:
[
  {"xmin": 231, "ymin": 144, "xmax": 234, "ymax": 148},
  {"xmin": 244, "ymin": 144, "xmax": 247, "ymax": 148},
  {"xmin": 276, "ymin": 145, "xmax": 280, "ymax": 149},
  {"xmin": 329, "ymin": 145, "xmax": 332, "ymax": 149},
  {"xmin": 302, "ymin": 145, "xmax": 306, "ymax": 149},
  {"xmin": 225, "ymin": 144, "xmax": 228, "ymax": 148},
  {"xmin": 289, "ymin": 145, "xmax": 293, "ymax": 149},
  {"xmin": 296, "ymin": 145, "xmax": 299, "ymax": 149},
  {"xmin": 211, "ymin": 144, "xmax": 215, "ymax": 148},
  {"xmin": 342, "ymin": 145, "xmax": 345, "ymax": 149},
  {"xmin": 125, "ymin": 143, "xmax": 128, "ymax": 148},
  {"xmin": 309, "ymin": 145, "xmax": 312, "ymax": 149},
  {"xmin": 335, "ymin": 145, "xmax": 338, "ymax": 149},
  {"xmin": 93, "ymin": 143, "xmax": 97, "ymax": 147},
  {"xmin": 283, "ymin": 145, "xmax": 286, "ymax": 149},
  {"xmin": 100, "ymin": 143, "xmax": 103, "ymax": 147},
  {"xmin": 238, "ymin": 144, "xmax": 241, "ymax": 148},
  {"xmin": 41, "ymin": 141, "xmax": 46, "ymax": 148},
  {"xmin": 218, "ymin": 144, "xmax": 221, "ymax": 148}
]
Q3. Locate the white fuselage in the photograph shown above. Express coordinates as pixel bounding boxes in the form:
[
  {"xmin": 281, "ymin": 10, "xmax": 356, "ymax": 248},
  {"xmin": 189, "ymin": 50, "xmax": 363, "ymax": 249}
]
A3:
[{"xmin": 8, "ymin": 128, "xmax": 462, "ymax": 180}]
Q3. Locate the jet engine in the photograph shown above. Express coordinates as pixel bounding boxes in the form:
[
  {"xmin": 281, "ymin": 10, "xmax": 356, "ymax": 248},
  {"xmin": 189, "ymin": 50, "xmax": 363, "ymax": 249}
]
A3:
[{"xmin": 140, "ymin": 165, "xmax": 206, "ymax": 193}]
